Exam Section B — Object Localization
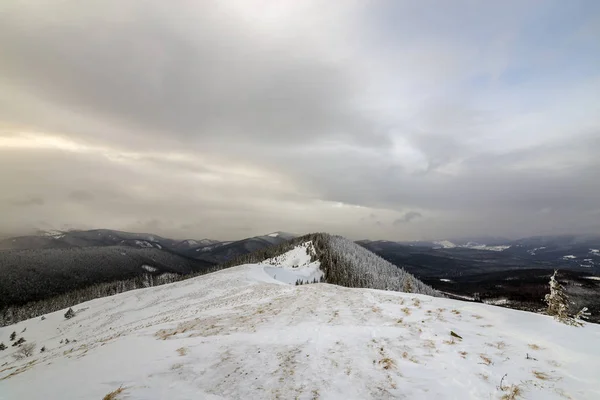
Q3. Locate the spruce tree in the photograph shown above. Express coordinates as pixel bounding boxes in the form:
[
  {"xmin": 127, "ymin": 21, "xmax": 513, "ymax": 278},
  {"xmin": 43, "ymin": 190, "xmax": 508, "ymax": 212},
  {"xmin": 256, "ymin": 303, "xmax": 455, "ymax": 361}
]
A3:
[
  {"xmin": 64, "ymin": 307, "xmax": 75, "ymax": 319},
  {"xmin": 544, "ymin": 270, "xmax": 590, "ymax": 326},
  {"xmin": 10, "ymin": 331, "xmax": 16, "ymax": 341},
  {"xmin": 0, "ymin": 342, "xmax": 6, "ymax": 351},
  {"xmin": 544, "ymin": 270, "xmax": 570, "ymax": 322}
]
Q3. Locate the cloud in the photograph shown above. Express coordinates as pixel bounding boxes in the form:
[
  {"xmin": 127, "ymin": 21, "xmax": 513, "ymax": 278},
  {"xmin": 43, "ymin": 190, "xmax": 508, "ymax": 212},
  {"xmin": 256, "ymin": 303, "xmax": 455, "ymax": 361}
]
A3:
[
  {"xmin": 8, "ymin": 196, "xmax": 45, "ymax": 207},
  {"xmin": 0, "ymin": 1, "xmax": 599, "ymax": 240},
  {"xmin": 394, "ymin": 211, "xmax": 423, "ymax": 225},
  {"xmin": 68, "ymin": 190, "xmax": 95, "ymax": 203}
]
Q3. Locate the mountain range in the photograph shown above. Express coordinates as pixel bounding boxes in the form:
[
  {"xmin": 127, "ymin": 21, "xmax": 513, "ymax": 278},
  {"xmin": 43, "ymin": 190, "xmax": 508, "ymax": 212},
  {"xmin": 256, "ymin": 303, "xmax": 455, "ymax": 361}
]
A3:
[{"xmin": 1, "ymin": 229, "xmax": 599, "ymax": 326}]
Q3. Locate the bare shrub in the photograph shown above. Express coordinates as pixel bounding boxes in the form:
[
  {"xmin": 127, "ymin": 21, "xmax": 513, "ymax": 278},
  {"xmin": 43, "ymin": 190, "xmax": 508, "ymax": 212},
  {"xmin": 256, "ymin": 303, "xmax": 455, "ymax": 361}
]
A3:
[{"xmin": 12, "ymin": 343, "xmax": 36, "ymax": 360}]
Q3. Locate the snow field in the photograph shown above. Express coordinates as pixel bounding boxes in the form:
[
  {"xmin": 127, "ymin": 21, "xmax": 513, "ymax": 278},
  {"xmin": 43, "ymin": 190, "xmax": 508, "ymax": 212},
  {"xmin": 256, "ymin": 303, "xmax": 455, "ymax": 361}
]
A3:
[{"xmin": 1, "ymin": 263, "xmax": 599, "ymax": 399}]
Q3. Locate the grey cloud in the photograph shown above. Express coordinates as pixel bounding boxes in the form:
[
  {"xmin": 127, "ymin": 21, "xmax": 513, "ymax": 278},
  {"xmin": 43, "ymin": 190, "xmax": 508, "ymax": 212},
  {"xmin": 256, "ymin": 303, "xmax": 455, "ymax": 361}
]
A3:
[
  {"xmin": 0, "ymin": 1, "xmax": 598, "ymax": 241},
  {"xmin": 9, "ymin": 196, "xmax": 45, "ymax": 207},
  {"xmin": 68, "ymin": 190, "xmax": 95, "ymax": 203},
  {"xmin": 0, "ymin": 1, "xmax": 388, "ymax": 151},
  {"xmin": 393, "ymin": 211, "xmax": 423, "ymax": 225}
]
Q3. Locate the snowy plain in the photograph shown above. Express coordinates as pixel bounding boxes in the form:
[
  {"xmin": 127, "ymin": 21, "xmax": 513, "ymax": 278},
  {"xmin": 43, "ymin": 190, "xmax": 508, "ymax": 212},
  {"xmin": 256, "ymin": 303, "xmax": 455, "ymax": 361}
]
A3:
[{"xmin": 1, "ymin": 245, "xmax": 599, "ymax": 399}]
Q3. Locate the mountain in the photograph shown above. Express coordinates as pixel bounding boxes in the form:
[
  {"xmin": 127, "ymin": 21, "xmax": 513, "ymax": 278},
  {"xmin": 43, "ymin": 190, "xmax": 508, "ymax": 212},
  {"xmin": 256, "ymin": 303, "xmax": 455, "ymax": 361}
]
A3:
[
  {"xmin": 0, "ymin": 229, "xmax": 299, "ymax": 262},
  {"xmin": 222, "ymin": 233, "xmax": 440, "ymax": 297},
  {"xmin": 1, "ymin": 258, "xmax": 598, "ymax": 399},
  {"xmin": 358, "ymin": 237, "xmax": 600, "ymax": 323},
  {"xmin": 0, "ymin": 246, "xmax": 216, "ymax": 324},
  {"xmin": 191, "ymin": 232, "xmax": 298, "ymax": 263},
  {"xmin": 0, "ymin": 232, "xmax": 434, "ymax": 327}
]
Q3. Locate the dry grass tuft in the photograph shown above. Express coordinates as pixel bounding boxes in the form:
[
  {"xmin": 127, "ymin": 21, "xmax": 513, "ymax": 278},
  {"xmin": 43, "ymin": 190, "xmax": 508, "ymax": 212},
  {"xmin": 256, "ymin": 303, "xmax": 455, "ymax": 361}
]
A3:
[
  {"xmin": 533, "ymin": 370, "xmax": 557, "ymax": 381},
  {"xmin": 103, "ymin": 386, "xmax": 126, "ymax": 400},
  {"xmin": 371, "ymin": 306, "xmax": 381, "ymax": 313},
  {"xmin": 378, "ymin": 357, "xmax": 395, "ymax": 370},
  {"xmin": 176, "ymin": 347, "xmax": 188, "ymax": 356},
  {"xmin": 528, "ymin": 344, "xmax": 544, "ymax": 351},
  {"xmin": 443, "ymin": 339, "xmax": 457, "ymax": 345},
  {"xmin": 486, "ymin": 341, "xmax": 507, "ymax": 350},
  {"xmin": 471, "ymin": 314, "xmax": 484, "ymax": 320},
  {"xmin": 413, "ymin": 298, "xmax": 421, "ymax": 307},
  {"xmin": 451, "ymin": 309, "xmax": 461, "ymax": 315},
  {"xmin": 401, "ymin": 307, "xmax": 411, "ymax": 316},
  {"xmin": 396, "ymin": 318, "xmax": 404, "ymax": 324},
  {"xmin": 501, "ymin": 384, "xmax": 523, "ymax": 400},
  {"xmin": 479, "ymin": 354, "xmax": 493, "ymax": 365},
  {"xmin": 478, "ymin": 373, "xmax": 489, "ymax": 381},
  {"xmin": 423, "ymin": 340, "xmax": 436, "ymax": 349},
  {"xmin": 458, "ymin": 351, "xmax": 468, "ymax": 358}
]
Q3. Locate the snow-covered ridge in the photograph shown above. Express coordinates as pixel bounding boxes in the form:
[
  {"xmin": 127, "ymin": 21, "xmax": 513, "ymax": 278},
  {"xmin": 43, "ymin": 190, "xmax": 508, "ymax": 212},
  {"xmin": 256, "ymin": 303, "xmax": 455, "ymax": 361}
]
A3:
[
  {"xmin": 262, "ymin": 241, "xmax": 323, "ymax": 284},
  {"xmin": 1, "ymin": 264, "xmax": 598, "ymax": 400}
]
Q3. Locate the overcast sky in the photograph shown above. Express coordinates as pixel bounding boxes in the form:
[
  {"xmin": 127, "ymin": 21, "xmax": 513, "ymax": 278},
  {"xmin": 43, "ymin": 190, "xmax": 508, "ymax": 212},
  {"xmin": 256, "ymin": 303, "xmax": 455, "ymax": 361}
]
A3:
[{"xmin": 1, "ymin": 0, "xmax": 599, "ymax": 241}]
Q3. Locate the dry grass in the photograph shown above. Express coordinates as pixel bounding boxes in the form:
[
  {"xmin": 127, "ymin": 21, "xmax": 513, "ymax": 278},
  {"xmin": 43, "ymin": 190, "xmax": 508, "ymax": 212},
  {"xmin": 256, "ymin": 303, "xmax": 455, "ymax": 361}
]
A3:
[
  {"xmin": 423, "ymin": 340, "xmax": 436, "ymax": 349},
  {"xmin": 371, "ymin": 306, "xmax": 381, "ymax": 313},
  {"xmin": 396, "ymin": 318, "xmax": 404, "ymax": 324},
  {"xmin": 401, "ymin": 351, "xmax": 419, "ymax": 364},
  {"xmin": 412, "ymin": 298, "xmax": 421, "ymax": 307},
  {"xmin": 458, "ymin": 351, "xmax": 468, "ymax": 358},
  {"xmin": 471, "ymin": 314, "xmax": 484, "ymax": 320},
  {"xmin": 443, "ymin": 339, "xmax": 457, "ymax": 345},
  {"xmin": 378, "ymin": 357, "xmax": 395, "ymax": 370},
  {"xmin": 500, "ymin": 384, "xmax": 523, "ymax": 400},
  {"xmin": 528, "ymin": 344, "xmax": 544, "ymax": 351},
  {"xmin": 176, "ymin": 347, "xmax": 188, "ymax": 356},
  {"xmin": 401, "ymin": 307, "xmax": 411, "ymax": 316},
  {"xmin": 478, "ymin": 373, "xmax": 489, "ymax": 381},
  {"xmin": 486, "ymin": 341, "xmax": 507, "ymax": 350},
  {"xmin": 533, "ymin": 370, "xmax": 557, "ymax": 381},
  {"xmin": 451, "ymin": 309, "xmax": 461, "ymax": 315},
  {"xmin": 479, "ymin": 354, "xmax": 493, "ymax": 365},
  {"xmin": 102, "ymin": 386, "xmax": 126, "ymax": 400}
]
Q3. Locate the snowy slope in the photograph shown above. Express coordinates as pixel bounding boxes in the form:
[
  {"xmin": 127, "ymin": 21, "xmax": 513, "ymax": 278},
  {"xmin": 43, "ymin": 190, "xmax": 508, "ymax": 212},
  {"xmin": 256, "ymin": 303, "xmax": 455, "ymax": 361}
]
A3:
[
  {"xmin": 262, "ymin": 241, "xmax": 323, "ymax": 284},
  {"xmin": 1, "ymin": 265, "xmax": 599, "ymax": 400}
]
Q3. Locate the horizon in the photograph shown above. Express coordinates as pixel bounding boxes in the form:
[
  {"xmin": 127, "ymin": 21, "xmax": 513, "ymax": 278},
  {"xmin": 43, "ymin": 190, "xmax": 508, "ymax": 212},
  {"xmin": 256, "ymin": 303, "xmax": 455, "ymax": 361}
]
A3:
[
  {"xmin": 2, "ymin": 1, "xmax": 599, "ymax": 240},
  {"xmin": 2, "ymin": 226, "xmax": 599, "ymax": 244}
]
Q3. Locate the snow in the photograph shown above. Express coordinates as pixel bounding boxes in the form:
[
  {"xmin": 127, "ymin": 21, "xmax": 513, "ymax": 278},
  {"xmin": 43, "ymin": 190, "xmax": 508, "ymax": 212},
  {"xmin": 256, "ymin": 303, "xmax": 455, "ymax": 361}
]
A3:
[
  {"xmin": 590, "ymin": 249, "xmax": 599, "ymax": 255},
  {"xmin": 468, "ymin": 244, "xmax": 511, "ymax": 251},
  {"xmin": 483, "ymin": 298, "xmax": 510, "ymax": 306},
  {"xmin": 267, "ymin": 232, "xmax": 280, "ymax": 237},
  {"xmin": 439, "ymin": 278, "xmax": 453, "ymax": 283},
  {"xmin": 562, "ymin": 255, "xmax": 576, "ymax": 259},
  {"xmin": 134, "ymin": 240, "xmax": 153, "ymax": 248},
  {"xmin": 141, "ymin": 265, "xmax": 158, "ymax": 273},
  {"xmin": 434, "ymin": 240, "xmax": 456, "ymax": 248},
  {"xmin": 262, "ymin": 241, "xmax": 323, "ymax": 284},
  {"xmin": 1, "ymin": 265, "xmax": 600, "ymax": 400},
  {"xmin": 528, "ymin": 246, "xmax": 546, "ymax": 255},
  {"xmin": 584, "ymin": 276, "xmax": 600, "ymax": 281},
  {"xmin": 433, "ymin": 241, "xmax": 510, "ymax": 252}
]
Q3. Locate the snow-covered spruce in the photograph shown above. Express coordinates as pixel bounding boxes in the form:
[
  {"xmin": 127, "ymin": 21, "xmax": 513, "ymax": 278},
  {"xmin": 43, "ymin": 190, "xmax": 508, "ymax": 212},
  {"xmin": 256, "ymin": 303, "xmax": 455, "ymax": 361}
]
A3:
[{"xmin": 545, "ymin": 270, "xmax": 590, "ymax": 326}]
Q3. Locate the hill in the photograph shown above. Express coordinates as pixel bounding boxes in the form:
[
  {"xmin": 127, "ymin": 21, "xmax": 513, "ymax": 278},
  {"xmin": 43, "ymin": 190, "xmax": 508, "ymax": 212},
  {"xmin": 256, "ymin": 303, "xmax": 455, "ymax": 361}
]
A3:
[
  {"xmin": 0, "ymin": 246, "xmax": 215, "ymax": 326},
  {"xmin": 1, "ymin": 262, "xmax": 598, "ymax": 399},
  {"xmin": 222, "ymin": 233, "xmax": 440, "ymax": 297}
]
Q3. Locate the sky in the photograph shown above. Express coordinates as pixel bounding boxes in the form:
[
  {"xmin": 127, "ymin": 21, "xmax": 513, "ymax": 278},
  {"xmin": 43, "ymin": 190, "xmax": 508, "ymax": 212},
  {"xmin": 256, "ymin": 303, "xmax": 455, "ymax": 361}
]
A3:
[{"xmin": 1, "ymin": 0, "xmax": 599, "ymax": 241}]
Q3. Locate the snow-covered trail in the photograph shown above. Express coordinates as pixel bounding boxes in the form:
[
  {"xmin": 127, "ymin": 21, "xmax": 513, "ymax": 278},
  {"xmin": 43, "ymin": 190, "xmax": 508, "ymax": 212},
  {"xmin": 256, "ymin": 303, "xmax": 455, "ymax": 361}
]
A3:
[{"xmin": 1, "ymin": 264, "xmax": 599, "ymax": 400}]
